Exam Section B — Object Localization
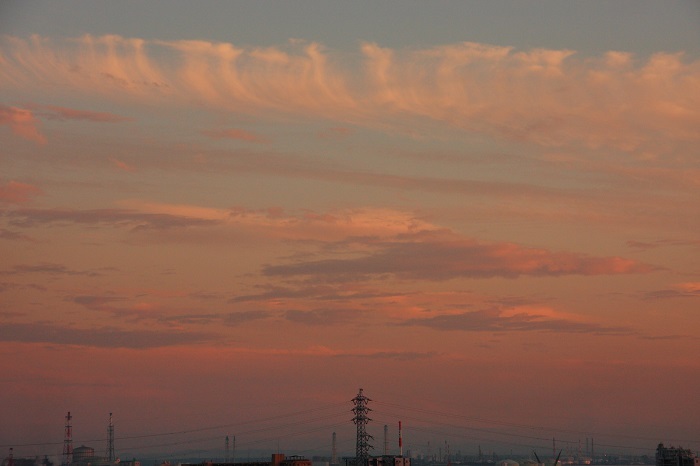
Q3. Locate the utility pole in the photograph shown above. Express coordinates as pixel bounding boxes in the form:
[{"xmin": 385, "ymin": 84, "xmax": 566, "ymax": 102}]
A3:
[{"xmin": 352, "ymin": 388, "xmax": 373, "ymax": 466}]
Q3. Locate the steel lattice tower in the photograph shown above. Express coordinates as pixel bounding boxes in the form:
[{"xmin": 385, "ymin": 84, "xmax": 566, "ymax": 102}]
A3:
[
  {"xmin": 63, "ymin": 412, "xmax": 73, "ymax": 466},
  {"xmin": 351, "ymin": 388, "xmax": 373, "ymax": 466},
  {"xmin": 107, "ymin": 413, "xmax": 115, "ymax": 462}
]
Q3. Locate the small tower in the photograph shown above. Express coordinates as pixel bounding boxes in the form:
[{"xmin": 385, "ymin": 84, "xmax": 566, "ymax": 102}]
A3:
[
  {"xmin": 107, "ymin": 413, "xmax": 115, "ymax": 462},
  {"xmin": 352, "ymin": 388, "xmax": 373, "ymax": 466},
  {"xmin": 63, "ymin": 412, "xmax": 73, "ymax": 466}
]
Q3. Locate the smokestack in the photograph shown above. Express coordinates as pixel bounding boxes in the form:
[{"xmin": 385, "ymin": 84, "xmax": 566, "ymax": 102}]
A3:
[
  {"xmin": 399, "ymin": 421, "xmax": 403, "ymax": 457},
  {"xmin": 332, "ymin": 432, "xmax": 338, "ymax": 465}
]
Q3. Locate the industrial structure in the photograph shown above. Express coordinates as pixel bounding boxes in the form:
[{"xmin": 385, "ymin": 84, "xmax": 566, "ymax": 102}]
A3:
[{"xmin": 656, "ymin": 444, "xmax": 699, "ymax": 466}]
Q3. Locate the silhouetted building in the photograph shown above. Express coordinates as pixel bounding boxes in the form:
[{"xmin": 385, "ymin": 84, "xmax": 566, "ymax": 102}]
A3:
[
  {"xmin": 656, "ymin": 444, "xmax": 699, "ymax": 466},
  {"xmin": 2, "ymin": 457, "xmax": 53, "ymax": 466},
  {"xmin": 183, "ymin": 454, "xmax": 311, "ymax": 466},
  {"xmin": 367, "ymin": 456, "xmax": 409, "ymax": 466},
  {"xmin": 68, "ymin": 444, "xmax": 136, "ymax": 466}
]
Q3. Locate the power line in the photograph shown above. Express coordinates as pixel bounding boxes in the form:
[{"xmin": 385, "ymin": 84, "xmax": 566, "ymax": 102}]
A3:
[
  {"xmin": 1, "ymin": 402, "xmax": 349, "ymax": 449},
  {"xmin": 372, "ymin": 400, "xmax": 698, "ymax": 449}
]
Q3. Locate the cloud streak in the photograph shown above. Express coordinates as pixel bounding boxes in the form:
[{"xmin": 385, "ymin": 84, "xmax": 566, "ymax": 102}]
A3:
[
  {"xmin": 0, "ymin": 181, "xmax": 43, "ymax": 204},
  {"xmin": 4, "ymin": 207, "xmax": 223, "ymax": 230},
  {"xmin": 39, "ymin": 105, "xmax": 133, "ymax": 122},
  {"xmin": 264, "ymin": 238, "xmax": 656, "ymax": 281},
  {"xmin": 400, "ymin": 306, "xmax": 633, "ymax": 335},
  {"xmin": 0, "ymin": 321, "xmax": 214, "ymax": 348},
  {"xmin": 2, "ymin": 263, "xmax": 102, "ymax": 277},
  {"xmin": 0, "ymin": 105, "xmax": 46, "ymax": 144},
  {"xmin": 202, "ymin": 128, "xmax": 270, "ymax": 143}
]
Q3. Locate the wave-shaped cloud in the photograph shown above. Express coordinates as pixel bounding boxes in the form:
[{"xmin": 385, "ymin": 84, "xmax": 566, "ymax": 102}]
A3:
[{"xmin": 2, "ymin": 35, "xmax": 698, "ymax": 153}]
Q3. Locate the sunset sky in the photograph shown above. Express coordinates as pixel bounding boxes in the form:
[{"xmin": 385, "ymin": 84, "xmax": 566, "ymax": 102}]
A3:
[{"xmin": 2, "ymin": 1, "xmax": 700, "ymax": 462}]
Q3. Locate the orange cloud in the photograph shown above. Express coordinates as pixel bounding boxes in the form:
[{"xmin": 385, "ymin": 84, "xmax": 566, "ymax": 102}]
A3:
[
  {"xmin": 40, "ymin": 105, "xmax": 134, "ymax": 122},
  {"xmin": 201, "ymin": 128, "xmax": 270, "ymax": 143},
  {"xmin": 0, "ymin": 105, "xmax": 46, "ymax": 144},
  {"xmin": 110, "ymin": 157, "xmax": 136, "ymax": 172},
  {"xmin": 2, "ymin": 35, "xmax": 699, "ymax": 154},
  {"xmin": 0, "ymin": 180, "xmax": 43, "ymax": 203}
]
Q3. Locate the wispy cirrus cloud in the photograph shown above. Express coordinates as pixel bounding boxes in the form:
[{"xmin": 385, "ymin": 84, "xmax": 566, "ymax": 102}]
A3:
[
  {"xmin": 284, "ymin": 308, "xmax": 367, "ymax": 326},
  {"xmin": 627, "ymin": 238, "xmax": 700, "ymax": 251},
  {"xmin": 400, "ymin": 306, "xmax": 633, "ymax": 335},
  {"xmin": 0, "ymin": 228, "xmax": 35, "ymax": 241},
  {"xmin": 231, "ymin": 283, "xmax": 403, "ymax": 303},
  {"xmin": 4, "ymin": 206, "xmax": 223, "ymax": 230},
  {"xmin": 0, "ymin": 321, "xmax": 214, "ymax": 348},
  {"xmin": 4, "ymin": 201, "xmax": 656, "ymax": 283},
  {"xmin": 1, "ymin": 102, "xmax": 131, "ymax": 145},
  {"xmin": 644, "ymin": 282, "xmax": 700, "ymax": 300},
  {"xmin": 332, "ymin": 350, "xmax": 438, "ymax": 361},
  {"xmin": 2, "ymin": 35, "xmax": 699, "ymax": 154},
  {"xmin": 0, "ymin": 181, "xmax": 42, "ymax": 204},
  {"xmin": 2, "ymin": 262, "xmax": 102, "ymax": 277},
  {"xmin": 0, "ymin": 105, "xmax": 46, "ymax": 144},
  {"xmin": 202, "ymin": 128, "xmax": 270, "ymax": 143},
  {"xmin": 36, "ymin": 105, "xmax": 134, "ymax": 122},
  {"xmin": 263, "ymin": 238, "xmax": 656, "ymax": 282},
  {"xmin": 72, "ymin": 293, "xmax": 276, "ymax": 327}
]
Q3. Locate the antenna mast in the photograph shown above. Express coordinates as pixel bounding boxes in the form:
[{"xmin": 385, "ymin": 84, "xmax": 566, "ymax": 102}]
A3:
[
  {"xmin": 63, "ymin": 412, "xmax": 73, "ymax": 466},
  {"xmin": 352, "ymin": 388, "xmax": 373, "ymax": 466}
]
